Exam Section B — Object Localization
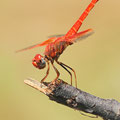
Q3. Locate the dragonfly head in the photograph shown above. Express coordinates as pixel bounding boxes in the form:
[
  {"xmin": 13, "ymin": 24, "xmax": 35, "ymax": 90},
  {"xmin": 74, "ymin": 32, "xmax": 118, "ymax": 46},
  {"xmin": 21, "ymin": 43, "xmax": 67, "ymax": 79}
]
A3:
[{"xmin": 32, "ymin": 54, "xmax": 46, "ymax": 69}]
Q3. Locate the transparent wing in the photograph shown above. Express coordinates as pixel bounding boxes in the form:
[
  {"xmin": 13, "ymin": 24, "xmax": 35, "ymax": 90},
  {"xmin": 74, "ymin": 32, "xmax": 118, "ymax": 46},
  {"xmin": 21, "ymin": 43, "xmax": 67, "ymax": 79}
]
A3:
[
  {"xmin": 16, "ymin": 37, "xmax": 57, "ymax": 53},
  {"xmin": 48, "ymin": 34, "xmax": 64, "ymax": 38},
  {"xmin": 70, "ymin": 29, "xmax": 94, "ymax": 42}
]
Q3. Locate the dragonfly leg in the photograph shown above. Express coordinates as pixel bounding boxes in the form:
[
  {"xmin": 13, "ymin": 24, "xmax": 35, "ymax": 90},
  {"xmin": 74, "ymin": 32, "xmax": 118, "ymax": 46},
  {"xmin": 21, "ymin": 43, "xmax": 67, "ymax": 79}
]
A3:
[
  {"xmin": 56, "ymin": 61, "xmax": 73, "ymax": 86},
  {"xmin": 40, "ymin": 61, "xmax": 50, "ymax": 83},
  {"xmin": 56, "ymin": 61, "xmax": 77, "ymax": 88},
  {"xmin": 50, "ymin": 62, "xmax": 60, "ymax": 85}
]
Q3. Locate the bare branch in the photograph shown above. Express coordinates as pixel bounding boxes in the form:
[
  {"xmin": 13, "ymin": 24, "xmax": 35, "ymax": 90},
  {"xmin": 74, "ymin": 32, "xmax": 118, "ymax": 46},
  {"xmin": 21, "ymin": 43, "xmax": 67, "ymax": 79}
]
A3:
[{"xmin": 24, "ymin": 78, "xmax": 120, "ymax": 120}]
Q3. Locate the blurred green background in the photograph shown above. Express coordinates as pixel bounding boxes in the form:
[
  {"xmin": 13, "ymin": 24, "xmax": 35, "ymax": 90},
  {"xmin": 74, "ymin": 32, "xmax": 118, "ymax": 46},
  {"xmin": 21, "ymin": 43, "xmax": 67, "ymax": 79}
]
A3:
[{"xmin": 0, "ymin": 0, "xmax": 120, "ymax": 120}]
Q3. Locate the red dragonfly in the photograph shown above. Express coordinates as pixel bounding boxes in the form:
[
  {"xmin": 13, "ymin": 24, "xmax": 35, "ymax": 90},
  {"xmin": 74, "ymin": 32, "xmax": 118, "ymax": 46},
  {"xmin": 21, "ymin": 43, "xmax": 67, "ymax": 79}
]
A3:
[{"xmin": 17, "ymin": 0, "xmax": 99, "ymax": 87}]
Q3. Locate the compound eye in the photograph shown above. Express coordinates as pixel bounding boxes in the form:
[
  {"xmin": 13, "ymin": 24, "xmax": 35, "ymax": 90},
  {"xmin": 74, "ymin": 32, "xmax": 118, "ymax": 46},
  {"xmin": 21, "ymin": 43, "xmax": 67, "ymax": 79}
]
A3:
[
  {"xmin": 34, "ymin": 54, "xmax": 42, "ymax": 61},
  {"xmin": 38, "ymin": 58, "xmax": 46, "ymax": 69}
]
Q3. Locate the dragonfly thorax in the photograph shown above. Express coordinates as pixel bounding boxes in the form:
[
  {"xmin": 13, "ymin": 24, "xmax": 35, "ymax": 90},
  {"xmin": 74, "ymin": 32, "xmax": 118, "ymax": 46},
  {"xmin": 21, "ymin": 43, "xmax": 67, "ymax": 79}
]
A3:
[{"xmin": 44, "ymin": 40, "xmax": 71, "ymax": 61}]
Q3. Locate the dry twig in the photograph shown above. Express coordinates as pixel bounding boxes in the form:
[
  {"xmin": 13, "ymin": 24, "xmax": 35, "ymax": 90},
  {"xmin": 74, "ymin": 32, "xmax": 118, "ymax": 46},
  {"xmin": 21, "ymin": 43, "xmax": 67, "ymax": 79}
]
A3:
[{"xmin": 24, "ymin": 78, "xmax": 120, "ymax": 120}]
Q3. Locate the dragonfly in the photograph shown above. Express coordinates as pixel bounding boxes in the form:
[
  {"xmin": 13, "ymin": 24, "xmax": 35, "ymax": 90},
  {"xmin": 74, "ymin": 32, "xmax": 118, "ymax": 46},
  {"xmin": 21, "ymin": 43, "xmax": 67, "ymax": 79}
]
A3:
[{"xmin": 17, "ymin": 0, "xmax": 99, "ymax": 87}]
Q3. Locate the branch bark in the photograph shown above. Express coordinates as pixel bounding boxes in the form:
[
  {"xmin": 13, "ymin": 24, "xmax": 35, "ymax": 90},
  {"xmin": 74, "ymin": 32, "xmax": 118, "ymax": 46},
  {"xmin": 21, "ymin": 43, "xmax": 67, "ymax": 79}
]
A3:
[{"xmin": 24, "ymin": 78, "xmax": 120, "ymax": 120}]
